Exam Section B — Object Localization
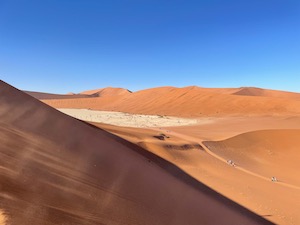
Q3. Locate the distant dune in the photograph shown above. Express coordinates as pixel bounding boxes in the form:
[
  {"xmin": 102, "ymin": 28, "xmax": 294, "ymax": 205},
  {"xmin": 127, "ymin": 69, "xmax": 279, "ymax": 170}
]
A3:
[
  {"xmin": 0, "ymin": 80, "xmax": 275, "ymax": 224},
  {"xmin": 25, "ymin": 87, "xmax": 131, "ymax": 100},
  {"xmin": 25, "ymin": 90, "xmax": 94, "ymax": 100},
  {"xmin": 80, "ymin": 87, "xmax": 132, "ymax": 96},
  {"xmin": 232, "ymin": 87, "xmax": 300, "ymax": 100},
  {"xmin": 43, "ymin": 86, "xmax": 300, "ymax": 117}
]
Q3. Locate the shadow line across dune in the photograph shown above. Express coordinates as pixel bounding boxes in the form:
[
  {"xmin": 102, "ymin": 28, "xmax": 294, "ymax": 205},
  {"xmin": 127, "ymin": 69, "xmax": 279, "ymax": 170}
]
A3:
[
  {"xmin": 85, "ymin": 120, "xmax": 275, "ymax": 225},
  {"xmin": 0, "ymin": 80, "xmax": 277, "ymax": 225}
]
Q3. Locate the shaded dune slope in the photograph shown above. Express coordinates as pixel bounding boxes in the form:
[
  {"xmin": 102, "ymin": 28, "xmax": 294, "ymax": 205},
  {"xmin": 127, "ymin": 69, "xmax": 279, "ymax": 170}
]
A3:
[
  {"xmin": 94, "ymin": 122, "xmax": 300, "ymax": 225},
  {"xmin": 25, "ymin": 87, "xmax": 131, "ymax": 100},
  {"xmin": 204, "ymin": 130, "xmax": 300, "ymax": 187},
  {"xmin": 0, "ymin": 81, "xmax": 275, "ymax": 224},
  {"xmin": 25, "ymin": 91, "xmax": 95, "ymax": 100},
  {"xmin": 232, "ymin": 87, "xmax": 300, "ymax": 100}
]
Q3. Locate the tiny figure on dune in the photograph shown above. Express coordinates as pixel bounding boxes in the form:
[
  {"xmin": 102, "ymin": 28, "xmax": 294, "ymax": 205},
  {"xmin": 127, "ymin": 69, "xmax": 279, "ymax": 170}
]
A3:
[
  {"xmin": 271, "ymin": 176, "xmax": 277, "ymax": 182},
  {"xmin": 227, "ymin": 159, "xmax": 236, "ymax": 167}
]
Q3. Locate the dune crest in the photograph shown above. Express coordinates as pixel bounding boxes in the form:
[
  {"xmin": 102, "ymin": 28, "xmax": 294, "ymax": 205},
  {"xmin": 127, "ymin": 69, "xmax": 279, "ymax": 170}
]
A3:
[
  {"xmin": 25, "ymin": 91, "xmax": 94, "ymax": 100},
  {"xmin": 0, "ymin": 80, "xmax": 275, "ymax": 224},
  {"xmin": 43, "ymin": 86, "xmax": 300, "ymax": 117},
  {"xmin": 233, "ymin": 87, "xmax": 300, "ymax": 100},
  {"xmin": 80, "ymin": 87, "xmax": 132, "ymax": 96}
]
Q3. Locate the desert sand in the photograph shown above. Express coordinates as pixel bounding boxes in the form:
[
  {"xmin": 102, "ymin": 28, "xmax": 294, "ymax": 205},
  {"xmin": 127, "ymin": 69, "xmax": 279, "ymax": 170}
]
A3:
[
  {"xmin": 96, "ymin": 118, "xmax": 300, "ymax": 225},
  {"xmin": 0, "ymin": 81, "xmax": 277, "ymax": 225},
  {"xmin": 1, "ymin": 80, "xmax": 300, "ymax": 225},
  {"xmin": 0, "ymin": 210, "xmax": 7, "ymax": 225},
  {"xmin": 43, "ymin": 86, "xmax": 300, "ymax": 117},
  {"xmin": 80, "ymin": 87, "xmax": 132, "ymax": 96}
]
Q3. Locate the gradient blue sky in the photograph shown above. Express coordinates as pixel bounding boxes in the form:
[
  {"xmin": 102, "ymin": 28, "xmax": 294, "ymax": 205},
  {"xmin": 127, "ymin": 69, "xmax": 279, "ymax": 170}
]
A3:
[{"xmin": 0, "ymin": 0, "xmax": 299, "ymax": 93}]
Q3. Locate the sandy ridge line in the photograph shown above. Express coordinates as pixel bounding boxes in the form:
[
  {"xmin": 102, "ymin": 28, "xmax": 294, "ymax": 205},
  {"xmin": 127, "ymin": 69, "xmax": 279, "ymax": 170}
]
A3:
[
  {"xmin": 152, "ymin": 128, "xmax": 300, "ymax": 190},
  {"xmin": 202, "ymin": 144, "xmax": 300, "ymax": 190}
]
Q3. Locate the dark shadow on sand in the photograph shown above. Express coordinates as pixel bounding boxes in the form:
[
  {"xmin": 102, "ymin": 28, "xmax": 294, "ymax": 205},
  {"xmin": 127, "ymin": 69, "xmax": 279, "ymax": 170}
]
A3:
[{"xmin": 83, "ymin": 120, "xmax": 276, "ymax": 225}]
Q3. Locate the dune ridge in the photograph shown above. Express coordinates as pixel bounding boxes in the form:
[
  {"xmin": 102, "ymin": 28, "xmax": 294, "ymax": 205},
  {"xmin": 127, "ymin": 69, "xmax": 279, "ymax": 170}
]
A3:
[
  {"xmin": 80, "ymin": 87, "xmax": 132, "ymax": 96},
  {"xmin": 232, "ymin": 87, "xmax": 300, "ymax": 100},
  {"xmin": 0, "ymin": 80, "xmax": 275, "ymax": 224},
  {"xmin": 25, "ymin": 91, "xmax": 95, "ymax": 100},
  {"xmin": 43, "ymin": 86, "xmax": 300, "ymax": 117}
]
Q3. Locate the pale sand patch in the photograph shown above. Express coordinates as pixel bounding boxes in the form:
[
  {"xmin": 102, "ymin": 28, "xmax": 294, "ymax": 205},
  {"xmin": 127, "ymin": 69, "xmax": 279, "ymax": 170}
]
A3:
[
  {"xmin": 0, "ymin": 210, "xmax": 7, "ymax": 225},
  {"xmin": 58, "ymin": 108, "xmax": 207, "ymax": 127}
]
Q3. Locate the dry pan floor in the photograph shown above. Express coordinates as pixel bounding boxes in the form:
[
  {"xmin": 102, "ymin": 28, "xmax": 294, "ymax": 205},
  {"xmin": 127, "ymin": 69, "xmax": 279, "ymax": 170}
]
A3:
[{"xmin": 58, "ymin": 108, "xmax": 204, "ymax": 127}]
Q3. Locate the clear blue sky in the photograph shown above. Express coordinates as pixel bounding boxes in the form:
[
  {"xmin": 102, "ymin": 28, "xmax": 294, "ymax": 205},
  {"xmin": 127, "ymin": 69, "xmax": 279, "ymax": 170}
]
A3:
[{"xmin": 0, "ymin": 0, "xmax": 299, "ymax": 93}]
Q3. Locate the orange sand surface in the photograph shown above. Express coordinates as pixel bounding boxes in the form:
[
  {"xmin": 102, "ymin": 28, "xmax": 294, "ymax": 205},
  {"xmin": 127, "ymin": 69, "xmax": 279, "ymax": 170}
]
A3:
[
  {"xmin": 2, "ymin": 81, "xmax": 300, "ymax": 224},
  {"xmin": 80, "ymin": 87, "xmax": 132, "ymax": 96},
  {"xmin": 43, "ymin": 86, "xmax": 300, "ymax": 117},
  {"xmin": 0, "ymin": 81, "xmax": 277, "ymax": 224},
  {"xmin": 96, "ymin": 116, "xmax": 300, "ymax": 225}
]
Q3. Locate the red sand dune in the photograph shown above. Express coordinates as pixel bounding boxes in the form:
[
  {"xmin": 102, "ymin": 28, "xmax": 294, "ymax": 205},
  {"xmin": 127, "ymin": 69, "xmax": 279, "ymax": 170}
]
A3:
[
  {"xmin": 204, "ymin": 130, "xmax": 300, "ymax": 187},
  {"xmin": 0, "ymin": 80, "xmax": 275, "ymax": 224},
  {"xmin": 80, "ymin": 87, "xmax": 132, "ymax": 97},
  {"xmin": 43, "ymin": 86, "xmax": 300, "ymax": 117},
  {"xmin": 186, "ymin": 86, "xmax": 300, "ymax": 100},
  {"xmin": 97, "ymin": 121, "xmax": 300, "ymax": 225}
]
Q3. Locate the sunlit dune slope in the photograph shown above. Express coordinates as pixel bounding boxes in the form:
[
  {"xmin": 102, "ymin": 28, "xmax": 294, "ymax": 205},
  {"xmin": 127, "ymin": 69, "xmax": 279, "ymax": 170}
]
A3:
[
  {"xmin": 43, "ymin": 86, "xmax": 300, "ymax": 117},
  {"xmin": 204, "ymin": 130, "xmax": 300, "ymax": 187},
  {"xmin": 0, "ymin": 80, "xmax": 274, "ymax": 224}
]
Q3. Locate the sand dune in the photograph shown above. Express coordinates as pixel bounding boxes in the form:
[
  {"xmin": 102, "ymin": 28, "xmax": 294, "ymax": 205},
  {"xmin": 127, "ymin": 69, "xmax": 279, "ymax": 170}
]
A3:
[
  {"xmin": 25, "ymin": 87, "xmax": 131, "ymax": 100},
  {"xmin": 232, "ymin": 87, "xmax": 300, "ymax": 100},
  {"xmin": 96, "ymin": 122, "xmax": 300, "ymax": 225},
  {"xmin": 204, "ymin": 129, "xmax": 300, "ymax": 187},
  {"xmin": 43, "ymin": 86, "xmax": 300, "ymax": 117},
  {"xmin": 0, "ymin": 80, "xmax": 275, "ymax": 224},
  {"xmin": 0, "ymin": 210, "xmax": 7, "ymax": 225},
  {"xmin": 4, "ymin": 81, "xmax": 300, "ymax": 225},
  {"xmin": 80, "ymin": 87, "xmax": 132, "ymax": 96},
  {"xmin": 25, "ymin": 91, "xmax": 95, "ymax": 100}
]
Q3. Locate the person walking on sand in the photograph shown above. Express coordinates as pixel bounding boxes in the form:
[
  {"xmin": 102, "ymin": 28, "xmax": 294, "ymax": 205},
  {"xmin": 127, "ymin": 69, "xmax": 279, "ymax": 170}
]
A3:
[{"xmin": 271, "ymin": 176, "xmax": 277, "ymax": 182}]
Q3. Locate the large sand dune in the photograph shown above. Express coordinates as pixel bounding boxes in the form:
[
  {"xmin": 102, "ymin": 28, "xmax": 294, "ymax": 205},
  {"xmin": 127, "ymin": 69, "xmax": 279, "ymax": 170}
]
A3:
[
  {"xmin": 0, "ymin": 81, "xmax": 275, "ymax": 224},
  {"xmin": 43, "ymin": 86, "xmax": 300, "ymax": 117},
  {"xmin": 96, "ymin": 118, "xmax": 300, "ymax": 225},
  {"xmin": 4, "ymin": 81, "xmax": 300, "ymax": 225}
]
